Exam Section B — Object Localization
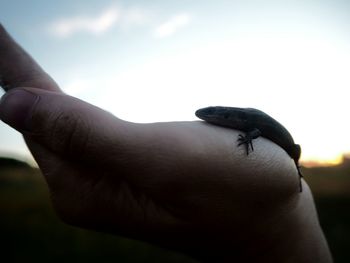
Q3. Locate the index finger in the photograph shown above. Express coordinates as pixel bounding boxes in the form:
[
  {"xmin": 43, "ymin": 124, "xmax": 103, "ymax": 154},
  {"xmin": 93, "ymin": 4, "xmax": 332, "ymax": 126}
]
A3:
[{"xmin": 0, "ymin": 24, "xmax": 61, "ymax": 92}]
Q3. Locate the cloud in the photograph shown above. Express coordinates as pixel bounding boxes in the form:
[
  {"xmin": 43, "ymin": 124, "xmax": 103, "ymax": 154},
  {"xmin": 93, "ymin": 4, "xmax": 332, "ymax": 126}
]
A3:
[
  {"xmin": 51, "ymin": 7, "xmax": 119, "ymax": 37},
  {"xmin": 120, "ymin": 7, "xmax": 150, "ymax": 30},
  {"xmin": 153, "ymin": 13, "xmax": 191, "ymax": 38},
  {"xmin": 50, "ymin": 6, "xmax": 191, "ymax": 39}
]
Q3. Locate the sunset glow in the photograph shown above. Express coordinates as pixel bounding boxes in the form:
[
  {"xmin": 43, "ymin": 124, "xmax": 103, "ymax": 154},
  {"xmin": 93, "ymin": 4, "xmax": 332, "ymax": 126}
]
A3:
[{"xmin": 1, "ymin": 1, "xmax": 350, "ymax": 166}]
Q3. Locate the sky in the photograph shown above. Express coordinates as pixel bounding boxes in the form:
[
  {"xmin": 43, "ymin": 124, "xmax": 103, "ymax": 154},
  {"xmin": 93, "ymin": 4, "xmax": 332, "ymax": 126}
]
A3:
[{"xmin": 0, "ymin": 0, "xmax": 350, "ymax": 166}]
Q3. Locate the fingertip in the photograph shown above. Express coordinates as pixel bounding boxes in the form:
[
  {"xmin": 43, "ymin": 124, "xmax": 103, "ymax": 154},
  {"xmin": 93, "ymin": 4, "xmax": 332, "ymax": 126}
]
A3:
[
  {"xmin": 0, "ymin": 23, "xmax": 6, "ymax": 33},
  {"xmin": 0, "ymin": 88, "xmax": 40, "ymax": 132},
  {"xmin": 0, "ymin": 24, "xmax": 61, "ymax": 92}
]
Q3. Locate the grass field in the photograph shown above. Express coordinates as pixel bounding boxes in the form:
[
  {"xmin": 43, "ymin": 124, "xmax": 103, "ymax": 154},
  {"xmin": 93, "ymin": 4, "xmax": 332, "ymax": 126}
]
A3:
[
  {"xmin": 1, "ymin": 157, "xmax": 349, "ymax": 262},
  {"xmin": 304, "ymin": 159, "xmax": 350, "ymax": 263}
]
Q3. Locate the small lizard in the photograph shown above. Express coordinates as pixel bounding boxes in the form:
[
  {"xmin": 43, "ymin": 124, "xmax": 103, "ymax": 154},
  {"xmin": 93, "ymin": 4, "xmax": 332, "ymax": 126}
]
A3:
[{"xmin": 195, "ymin": 106, "xmax": 303, "ymax": 192}]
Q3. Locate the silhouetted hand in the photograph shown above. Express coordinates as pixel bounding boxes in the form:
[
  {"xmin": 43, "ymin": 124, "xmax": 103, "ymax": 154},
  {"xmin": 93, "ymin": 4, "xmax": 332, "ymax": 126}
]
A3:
[{"xmin": 0, "ymin": 24, "xmax": 332, "ymax": 262}]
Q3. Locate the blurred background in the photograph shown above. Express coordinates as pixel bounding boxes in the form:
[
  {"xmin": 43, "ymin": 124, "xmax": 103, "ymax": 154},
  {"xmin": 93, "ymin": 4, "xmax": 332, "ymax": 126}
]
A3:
[{"xmin": 0, "ymin": 0, "xmax": 349, "ymax": 262}]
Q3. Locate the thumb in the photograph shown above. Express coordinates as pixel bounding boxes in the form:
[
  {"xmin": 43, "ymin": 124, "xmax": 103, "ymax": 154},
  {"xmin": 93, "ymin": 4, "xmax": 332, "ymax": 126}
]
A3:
[{"xmin": 0, "ymin": 87, "xmax": 133, "ymax": 164}]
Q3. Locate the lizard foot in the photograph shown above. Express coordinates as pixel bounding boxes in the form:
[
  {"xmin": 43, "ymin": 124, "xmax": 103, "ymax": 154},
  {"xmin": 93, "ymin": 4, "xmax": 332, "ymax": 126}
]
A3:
[{"xmin": 237, "ymin": 128, "xmax": 261, "ymax": 155}]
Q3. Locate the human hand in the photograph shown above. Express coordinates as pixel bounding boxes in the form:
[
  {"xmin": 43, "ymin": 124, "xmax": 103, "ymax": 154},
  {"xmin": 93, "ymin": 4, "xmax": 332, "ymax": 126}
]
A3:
[{"xmin": 0, "ymin": 25, "xmax": 332, "ymax": 262}]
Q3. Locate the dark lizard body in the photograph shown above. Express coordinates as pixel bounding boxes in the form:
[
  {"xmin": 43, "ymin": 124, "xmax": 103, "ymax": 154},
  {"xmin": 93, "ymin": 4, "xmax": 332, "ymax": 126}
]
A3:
[{"xmin": 195, "ymin": 106, "xmax": 303, "ymax": 192}]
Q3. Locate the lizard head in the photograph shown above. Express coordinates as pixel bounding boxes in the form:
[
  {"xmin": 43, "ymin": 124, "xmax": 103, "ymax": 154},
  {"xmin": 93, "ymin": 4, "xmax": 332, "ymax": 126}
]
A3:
[{"xmin": 195, "ymin": 106, "xmax": 263, "ymax": 129}]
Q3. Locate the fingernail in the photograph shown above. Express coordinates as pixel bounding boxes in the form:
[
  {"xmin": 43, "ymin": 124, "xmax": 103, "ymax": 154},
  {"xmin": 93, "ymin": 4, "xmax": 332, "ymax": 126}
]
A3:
[{"xmin": 0, "ymin": 89, "xmax": 39, "ymax": 131}]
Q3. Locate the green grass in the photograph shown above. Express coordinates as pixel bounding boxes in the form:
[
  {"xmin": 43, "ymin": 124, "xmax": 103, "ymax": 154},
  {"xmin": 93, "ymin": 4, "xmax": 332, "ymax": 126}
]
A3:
[
  {"xmin": 303, "ymin": 159, "xmax": 350, "ymax": 263},
  {"xmin": 315, "ymin": 197, "xmax": 350, "ymax": 263}
]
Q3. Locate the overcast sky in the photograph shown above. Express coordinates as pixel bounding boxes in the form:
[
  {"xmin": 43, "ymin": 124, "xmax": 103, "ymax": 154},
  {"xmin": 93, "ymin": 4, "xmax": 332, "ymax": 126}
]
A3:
[{"xmin": 1, "ymin": 0, "xmax": 350, "ymax": 165}]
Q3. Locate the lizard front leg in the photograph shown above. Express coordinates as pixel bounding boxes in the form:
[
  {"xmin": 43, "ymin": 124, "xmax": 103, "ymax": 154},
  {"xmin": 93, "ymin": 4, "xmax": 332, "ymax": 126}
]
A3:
[{"xmin": 237, "ymin": 128, "xmax": 261, "ymax": 155}]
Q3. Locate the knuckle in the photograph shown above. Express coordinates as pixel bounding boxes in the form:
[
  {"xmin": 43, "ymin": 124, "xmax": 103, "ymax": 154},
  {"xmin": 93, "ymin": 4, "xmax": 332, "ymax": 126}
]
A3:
[{"xmin": 48, "ymin": 111, "xmax": 91, "ymax": 158}]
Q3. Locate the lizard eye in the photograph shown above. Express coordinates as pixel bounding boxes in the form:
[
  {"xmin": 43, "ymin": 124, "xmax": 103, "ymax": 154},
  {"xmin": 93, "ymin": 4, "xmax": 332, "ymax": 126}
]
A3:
[{"xmin": 224, "ymin": 113, "xmax": 229, "ymax": 119}]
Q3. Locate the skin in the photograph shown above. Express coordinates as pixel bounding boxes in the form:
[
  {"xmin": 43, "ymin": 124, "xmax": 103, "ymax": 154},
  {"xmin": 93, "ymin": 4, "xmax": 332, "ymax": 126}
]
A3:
[{"xmin": 0, "ymin": 24, "xmax": 332, "ymax": 262}]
